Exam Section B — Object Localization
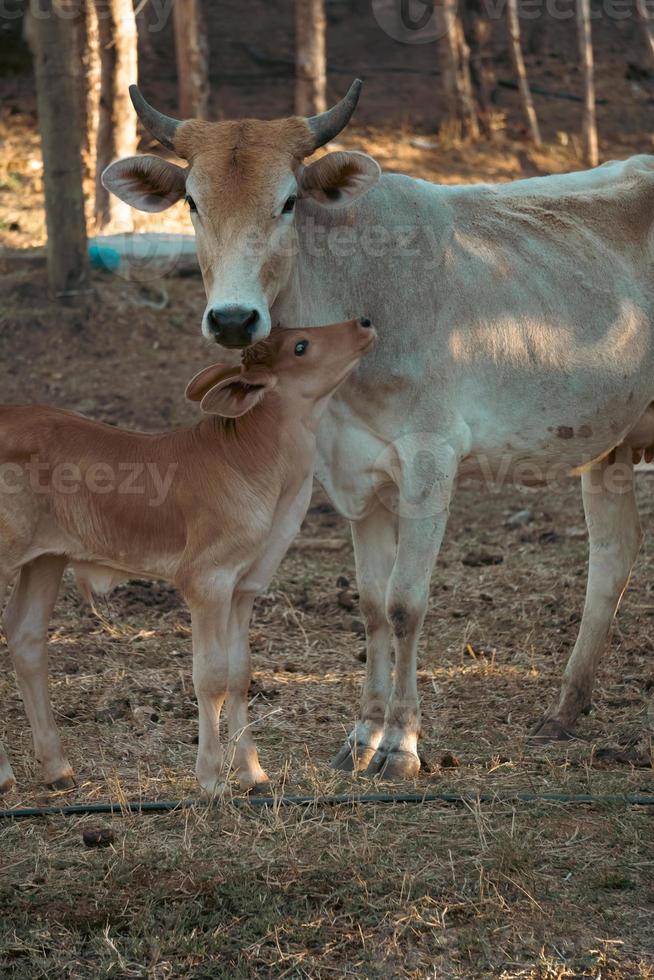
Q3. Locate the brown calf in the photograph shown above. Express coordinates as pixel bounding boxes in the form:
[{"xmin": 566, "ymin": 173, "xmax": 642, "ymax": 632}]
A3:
[{"xmin": 0, "ymin": 318, "xmax": 375, "ymax": 795}]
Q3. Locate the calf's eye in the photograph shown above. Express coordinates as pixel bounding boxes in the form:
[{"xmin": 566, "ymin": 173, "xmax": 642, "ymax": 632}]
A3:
[
  {"xmin": 185, "ymin": 195, "xmax": 197, "ymax": 213},
  {"xmin": 294, "ymin": 340, "xmax": 309, "ymax": 356},
  {"xmin": 282, "ymin": 195, "xmax": 297, "ymax": 214}
]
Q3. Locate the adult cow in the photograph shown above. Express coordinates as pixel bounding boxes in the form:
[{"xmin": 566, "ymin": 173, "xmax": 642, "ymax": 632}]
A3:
[{"xmin": 104, "ymin": 81, "xmax": 654, "ymax": 779}]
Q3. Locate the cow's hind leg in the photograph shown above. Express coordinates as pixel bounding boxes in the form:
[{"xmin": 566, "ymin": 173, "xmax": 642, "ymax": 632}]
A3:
[
  {"xmin": 331, "ymin": 505, "xmax": 397, "ymax": 772},
  {"xmin": 531, "ymin": 445, "xmax": 641, "ymax": 741},
  {"xmin": 3, "ymin": 556, "xmax": 72, "ymax": 789}
]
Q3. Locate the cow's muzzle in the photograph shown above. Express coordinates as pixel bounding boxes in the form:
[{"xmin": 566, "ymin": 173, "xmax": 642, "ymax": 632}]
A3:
[{"xmin": 207, "ymin": 305, "xmax": 261, "ymax": 348}]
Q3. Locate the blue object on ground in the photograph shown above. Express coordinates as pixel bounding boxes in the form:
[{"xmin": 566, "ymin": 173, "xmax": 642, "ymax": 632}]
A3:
[{"xmin": 89, "ymin": 243, "xmax": 121, "ymax": 272}]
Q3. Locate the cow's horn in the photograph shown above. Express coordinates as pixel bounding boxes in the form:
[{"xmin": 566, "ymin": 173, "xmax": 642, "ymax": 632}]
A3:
[
  {"xmin": 306, "ymin": 79, "xmax": 362, "ymax": 150},
  {"xmin": 129, "ymin": 85, "xmax": 182, "ymax": 152}
]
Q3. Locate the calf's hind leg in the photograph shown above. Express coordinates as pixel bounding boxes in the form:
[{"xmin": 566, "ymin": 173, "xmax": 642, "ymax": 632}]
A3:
[
  {"xmin": 0, "ymin": 574, "xmax": 16, "ymax": 792},
  {"xmin": 3, "ymin": 556, "xmax": 73, "ymax": 789},
  {"xmin": 531, "ymin": 445, "xmax": 642, "ymax": 740}
]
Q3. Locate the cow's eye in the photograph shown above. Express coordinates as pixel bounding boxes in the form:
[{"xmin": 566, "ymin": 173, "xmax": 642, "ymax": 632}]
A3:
[
  {"xmin": 185, "ymin": 195, "xmax": 197, "ymax": 213},
  {"xmin": 282, "ymin": 195, "xmax": 297, "ymax": 214},
  {"xmin": 294, "ymin": 340, "xmax": 309, "ymax": 356}
]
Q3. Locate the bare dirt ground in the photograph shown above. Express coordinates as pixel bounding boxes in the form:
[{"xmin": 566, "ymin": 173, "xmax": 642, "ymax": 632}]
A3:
[{"xmin": 2, "ymin": 3, "xmax": 654, "ymax": 977}]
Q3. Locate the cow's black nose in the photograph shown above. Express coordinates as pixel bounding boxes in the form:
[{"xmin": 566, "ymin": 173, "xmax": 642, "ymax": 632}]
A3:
[{"xmin": 207, "ymin": 306, "xmax": 260, "ymax": 348}]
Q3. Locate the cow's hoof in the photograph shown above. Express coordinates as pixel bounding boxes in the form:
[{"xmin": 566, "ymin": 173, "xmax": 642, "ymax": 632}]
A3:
[
  {"xmin": 364, "ymin": 749, "xmax": 421, "ymax": 780},
  {"xmin": 46, "ymin": 773, "xmax": 77, "ymax": 792},
  {"xmin": 330, "ymin": 740, "xmax": 376, "ymax": 773},
  {"xmin": 0, "ymin": 774, "xmax": 16, "ymax": 795},
  {"xmin": 528, "ymin": 717, "xmax": 577, "ymax": 743}
]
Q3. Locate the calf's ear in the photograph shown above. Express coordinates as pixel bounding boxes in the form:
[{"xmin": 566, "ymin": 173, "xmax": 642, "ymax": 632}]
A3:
[
  {"xmin": 201, "ymin": 371, "xmax": 277, "ymax": 418},
  {"xmin": 186, "ymin": 364, "xmax": 239, "ymax": 403},
  {"xmin": 101, "ymin": 155, "xmax": 187, "ymax": 212},
  {"xmin": 299, "ymin": 150, "xmax": 380, "ymax": 208}
]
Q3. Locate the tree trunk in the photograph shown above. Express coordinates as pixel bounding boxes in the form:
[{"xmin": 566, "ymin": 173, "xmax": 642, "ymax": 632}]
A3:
[
  {"xmin": 636, "ymin": 0, "xmax": 654, "ymax": 70},
  {"xmin": 506, "ymin": 0, "xmax": 541, "ymax": 146},
  {"xmin": 94, "ymin": 0, "xmax": 138, "ymax": 231},
  {"xmin": 31, "ymin": 0, "xmax": 88, "ymax": 294},
  {"xmin": 173, "ymin": 0, "xmax": 210, "ymax": 118},
  {"xmin": 77, "ymin": 0, "xmax": 100, "ymax": 225},
  {"xmin": 435, "ymin": 0, "xmax": 479, "ymax": 139},
  {"xmin": 462, "ymin": 0, "xmax": 496, "ymax": 120},
  {"xmin": 576, "ymin": 0, "xmax": 598, "ymax": 167},
  {"xmin": 295, "ymin": 0, "xmax": 326, "ymax": 116}
]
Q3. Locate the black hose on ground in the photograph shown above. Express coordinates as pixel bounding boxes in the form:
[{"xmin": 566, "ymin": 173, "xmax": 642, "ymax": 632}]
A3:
[{"xmin": 1, "ymin": 790, "xmax": 654, "ymax": 820}]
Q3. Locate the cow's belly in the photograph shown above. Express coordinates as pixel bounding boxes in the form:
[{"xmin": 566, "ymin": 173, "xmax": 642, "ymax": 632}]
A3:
[
  {"xmin": 317, "ymin": 384, "xmax": 654, "ymax": 510},
  {"xmin": 459, "ymin": 395, "xmax": 654, "ymax": 484}
]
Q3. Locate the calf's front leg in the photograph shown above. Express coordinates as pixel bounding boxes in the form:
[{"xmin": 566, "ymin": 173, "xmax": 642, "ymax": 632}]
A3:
[
  {"xmin": 189, "ymin": 599, "xmax": 231, "ymax": 794},
  {"xmin": 224, "ymin": 593, "xmax": 270, "ymax": 792}
]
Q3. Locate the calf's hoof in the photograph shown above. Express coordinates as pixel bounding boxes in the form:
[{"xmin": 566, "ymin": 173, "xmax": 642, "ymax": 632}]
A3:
[
  {"xmin": 247, "ymin": 780, "xmax": 272, "ymax": 796},
  {"xmin": 330, "ymin": 740, "xmax": 376, "ymax": 773},
  {"xmin": 46, "ymin": 773, "xmax": 77, "ymax": 792},
  {"xmin": 364, "ymin": 748, "xmax": 421, "ymax": 780},
  {"xmin": 0, "ymin": 774, "xmax": 17, "ymax": 795},
  {"xmin": 528, "ymin": 717, "xmax": 578, "ymax": 743}
]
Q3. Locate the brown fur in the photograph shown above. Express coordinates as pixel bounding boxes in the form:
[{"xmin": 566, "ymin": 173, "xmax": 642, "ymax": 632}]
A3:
[{"xmin": 175, "ymin": 118, "xmax": 314, "ymax": 220}]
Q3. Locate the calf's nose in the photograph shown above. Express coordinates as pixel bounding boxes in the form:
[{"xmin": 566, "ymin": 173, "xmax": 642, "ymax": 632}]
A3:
[
  {"xmin": 207, "ymin": 306, "xmax": 260, "ymax": 348},
  {"xmin": 359, "ymin": 316, "xmax": 372, "ymax": 328}
]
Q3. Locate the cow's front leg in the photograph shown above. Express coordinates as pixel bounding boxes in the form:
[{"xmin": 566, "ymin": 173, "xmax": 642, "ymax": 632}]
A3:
[
  {"xmin": 531, "ymin": 445, "xmax": 642, "ymax": 741},
  {"xmin": 331, "ymin": 505, "xmax": 397, "ymax": 771},
  {"xmin": 365, "ymin": 442, "xmax": 458, "ymax": 780}
]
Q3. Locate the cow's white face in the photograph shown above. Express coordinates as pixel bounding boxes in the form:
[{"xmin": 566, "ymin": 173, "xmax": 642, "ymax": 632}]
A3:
[{"xmin": 103, "ymin": 110, "xmax": 380, "ymax": 349}]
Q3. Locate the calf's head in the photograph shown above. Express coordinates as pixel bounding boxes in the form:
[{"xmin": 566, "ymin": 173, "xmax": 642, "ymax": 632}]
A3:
[
  {"xmin": 102, "ymin": 83, "xmax": 380, "ymax": 349},
  {"xmin": 186, "ymin": 318, "xmax": 376, "ymax": 418}
]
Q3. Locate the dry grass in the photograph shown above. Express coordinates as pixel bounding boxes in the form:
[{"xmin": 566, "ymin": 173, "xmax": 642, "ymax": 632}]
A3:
[{"xmin": 1, "ymin": 470, "xmax": 654, "ymax": 977}]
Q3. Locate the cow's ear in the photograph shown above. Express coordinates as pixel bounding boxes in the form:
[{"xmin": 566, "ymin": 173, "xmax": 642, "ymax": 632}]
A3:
[
  {"xmin": 102, "ymin": 155, "xmax": 187, "ymax": 212},
  {"xmin": 185, "ymin": 364, "xmax": 239, "ymax": 403},
  {"xmin": 201, "ymin": 370, "xmax": 277, "ymax": 418},
  {"xmin": 299, "ymin": 150, "xmax": 380, "ymax": 208}
]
